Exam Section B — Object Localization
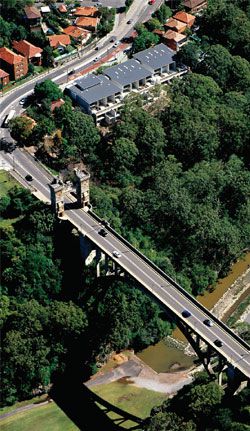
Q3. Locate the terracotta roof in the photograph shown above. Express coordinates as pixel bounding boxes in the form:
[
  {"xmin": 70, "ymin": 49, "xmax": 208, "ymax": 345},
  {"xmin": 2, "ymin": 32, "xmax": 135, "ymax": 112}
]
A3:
[
  {"xmin": 183, "ymin": 0, "xmax": 206, "ymax": 8},
  {"xmin": 24, "ymin": 5, "xmax": 41, "ymax": 19},
  {"xmin": 0, "ymin": 68, "xmax": 9, "ymax": 78},
  {"xmin": 165, "ymin": 18, "xmax": 186, "ymax": 31},
  {"xmin": 51, "ymin": 98, "xmax": 65, "ymax": 112},
  {"xmin": 173, "ymin": 11, "xmax": 195, "ymax": 24},
  {"xmin": 0, "ymin": 47, "xmax": 25, "ymax": 65},
  {"xmin": 58, "ymin": 4, "xmax": 67, "ymax": 13},
  {"xmin": 48, "ymin": 34, "xmax": 71, "ymax": 48},
  {"xmin": 75, "ymin": 17, "xmax": 98, "ymax": 28},
  {"xmin": 153, "ymin": 29, "xmax": 165, "ymax": 36},
  {"xmin": 12, "ymin": 40, "xmax": 43, "ymax": 59},
  {"xmin": 74, "ymin": 6, "xmax": 98, "ymax": 16},
  {"xmin": 63, "ymin": 26, "xmax": 90, "ymax": 39},
  {"xmin": 164, "ymin": 30, "xmax": 187, "ymax": 42}
]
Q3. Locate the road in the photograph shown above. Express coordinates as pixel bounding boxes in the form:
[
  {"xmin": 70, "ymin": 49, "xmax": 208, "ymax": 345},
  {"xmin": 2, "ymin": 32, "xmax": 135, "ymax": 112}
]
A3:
[
  {"xmin": 0, "ymin": 0, "xmax": 163, "ymax": 130},
  {"xmin": 1, "ymin": 147, "xmax": 250, "ymax": 380}
]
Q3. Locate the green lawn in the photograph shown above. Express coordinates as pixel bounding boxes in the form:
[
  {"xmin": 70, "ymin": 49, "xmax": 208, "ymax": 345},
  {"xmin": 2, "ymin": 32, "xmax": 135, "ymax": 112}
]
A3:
[
  {"xmin": 0, "ymin": 171, "xmax": 17, "ymax": 198},
  {"xmin": 0, "ymin": 403, "xmax": 79, "ymax": 431}
]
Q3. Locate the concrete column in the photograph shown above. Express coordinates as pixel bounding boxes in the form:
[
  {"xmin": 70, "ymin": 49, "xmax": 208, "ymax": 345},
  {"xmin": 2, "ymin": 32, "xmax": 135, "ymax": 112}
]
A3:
[
  {"xmin": 79, "ymin": 233, "xmax": 96, "ymax": 265},
  {"xmin": 96, "ymin": 248, "xmax": 102, "ymax": 277}
]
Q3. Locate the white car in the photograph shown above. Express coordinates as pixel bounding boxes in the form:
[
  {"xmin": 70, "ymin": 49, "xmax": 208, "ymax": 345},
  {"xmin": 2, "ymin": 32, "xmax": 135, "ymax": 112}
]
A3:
[
  {"xmin": 113, "ymin": 41, "xmax": 120, "ymax": 48},
  {"xmin": 113, "ymin": 250, "xmax": 121, "ymax": 258}
]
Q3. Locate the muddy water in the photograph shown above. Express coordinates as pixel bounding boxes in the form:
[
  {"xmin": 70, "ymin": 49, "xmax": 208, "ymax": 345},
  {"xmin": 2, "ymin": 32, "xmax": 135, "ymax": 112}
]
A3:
[{"xmin": 138, "ymin": 253, "xmax": 250, "ymax": 372}]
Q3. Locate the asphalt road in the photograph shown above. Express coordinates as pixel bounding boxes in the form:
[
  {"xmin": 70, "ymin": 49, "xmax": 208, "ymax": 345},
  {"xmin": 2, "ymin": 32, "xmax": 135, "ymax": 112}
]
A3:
[{"xmin": 1, "ymin": 147, "xmax": 250, "ymax": 380}]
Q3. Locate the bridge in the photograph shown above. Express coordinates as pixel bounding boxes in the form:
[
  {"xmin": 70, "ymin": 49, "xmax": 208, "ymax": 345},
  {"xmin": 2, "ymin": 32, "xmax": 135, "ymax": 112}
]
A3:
[{"xmin": 2, "ymin": 148, "xmax": 250, "ymax": 386}]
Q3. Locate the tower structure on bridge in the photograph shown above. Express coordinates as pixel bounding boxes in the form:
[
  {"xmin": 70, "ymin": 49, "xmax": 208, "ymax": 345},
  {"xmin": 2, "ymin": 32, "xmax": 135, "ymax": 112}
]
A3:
[
  {"xmin": 74, "ymin": 168, "xmax": 90, "ymax": 209},
  {"xmin": 49, "ymin": 178, "xmax": 64, "ymax": 217}
]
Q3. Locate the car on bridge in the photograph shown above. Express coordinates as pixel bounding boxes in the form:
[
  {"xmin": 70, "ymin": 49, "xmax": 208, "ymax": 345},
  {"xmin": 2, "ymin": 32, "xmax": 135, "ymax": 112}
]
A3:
[
  {"xmin": 113, "ymin": 250, "xmax": 121, "ymax": 258},
  {"xmin": 182, "ymin": 310, "xmax": 192, "ymax": 318},
  {"xmin": 214, "ymin": 339, "xmax": 223, "ymax": 347},
  {"xmin": 203, "ymin": 319, "xmax": 213, "ymax": 327},
  {"xmin": 98, "ymin": 228, "xmax": 108, "ymax": 237},
  {"xmin": 25, "ymin": 174, "xmax": 33, "ymax": 182}
]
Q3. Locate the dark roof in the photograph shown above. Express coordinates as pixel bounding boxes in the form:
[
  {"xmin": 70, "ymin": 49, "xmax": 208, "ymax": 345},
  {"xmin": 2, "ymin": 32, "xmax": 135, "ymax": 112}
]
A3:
[
  {"xmin": 133, "ymin": 43, "xmax": 175, "ymax": 72},
  {"xmin": 70, "ymin": 74, "xmax": 121, "ymax": 104},
  {"xmin": 104, "ymin": 59, "xmax": 151, "ymax": 87}
]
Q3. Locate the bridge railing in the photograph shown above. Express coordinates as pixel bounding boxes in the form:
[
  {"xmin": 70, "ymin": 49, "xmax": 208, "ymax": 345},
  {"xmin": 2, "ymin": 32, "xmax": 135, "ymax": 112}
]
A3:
[{"xmin": 88, "ymin": 209, "xmax": 250, "ymax": 352}]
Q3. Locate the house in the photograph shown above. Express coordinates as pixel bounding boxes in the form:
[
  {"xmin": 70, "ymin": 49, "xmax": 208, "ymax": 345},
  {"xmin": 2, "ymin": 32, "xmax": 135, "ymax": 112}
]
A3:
[
  {"xmin": 75, "ymin": 17, "xmax": 99, "ymax": 32},
  {"xmin": 12, "ymin": 40, "xmax": 43, "ymax": 66},
  {"xmin": 66, "ymin": 44, "xmax": 178, "ymax": 124},
  {"xmin": 73, "ymin": 6, "xmax": 98, "ymax": 17},
  {"xmin": 51, "ymin": 98, "xmax": 65, "ymax": 112},
  {"xmin": 58, "ymin": 4, "xmax": 67, "ymax": 13},
  {"xmin": 40, "ymin": 6, "xmax": 51, "ymax": 15},
  {"xmin": 173, "ymin": 11, "xmax": 195, "ymax": 28},
  {"xmin": 63, "ymin": 26, "xmax": 91, "ymax": 45},
  {"xmin": 48, "ymin": 34, "xmax": 71, "ymax": 49},
  {"xmin": 163, "ymin": 30, "xmax": 187, "ymax": 51},
  {"xmin": 24, "ymin": 6, "xmax": 41, "ymax": 32},
  {"xmin": 164, "ymin": 18, "xmax": 187, "ymax": 33},
  {"xmin": 183, "ymin": 0, "xmax": 207, "ymax": 14},
  {"xmin": 0, "ymin": 69, "xmax": 10, "ymax": 87},
  {"xmin": 0, "ymin": 47, "xmax": 28, "ymax": 81}
]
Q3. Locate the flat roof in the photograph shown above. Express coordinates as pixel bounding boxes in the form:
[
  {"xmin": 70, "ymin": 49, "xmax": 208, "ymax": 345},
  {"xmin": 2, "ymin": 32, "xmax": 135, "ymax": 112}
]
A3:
[
  {"xmin": 70, "ymin": 74, "xmax": 121, "ymax": 104},
  {"xmin": 133, "ymin": 43, "xmax": 175, "ymax": 72},
  {"xmin": 104, "ymin": 59, "xmax": 151, "ymax": 87}
]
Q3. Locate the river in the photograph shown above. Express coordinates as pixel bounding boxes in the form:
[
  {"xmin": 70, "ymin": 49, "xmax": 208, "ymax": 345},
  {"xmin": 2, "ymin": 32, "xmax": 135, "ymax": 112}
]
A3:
[{"xmin": 137, "ymin": 253, "xmax": 250, "ymax": 372}]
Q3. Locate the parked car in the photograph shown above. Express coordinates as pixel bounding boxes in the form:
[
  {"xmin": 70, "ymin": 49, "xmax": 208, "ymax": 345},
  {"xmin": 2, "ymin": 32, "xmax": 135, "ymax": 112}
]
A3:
[
  {"xmin": 214, "ymin": 339, "xmax": 223, "ymax": 347},
  {"xmin": 98, "ymin": 228, "xmax": 108, "ymax": 237},
  {"xmin": 127, "ymin": 19, "xmax": 132, "ymax": 24},
  {"xmin": 19, "ymin": 98, "xmax": 26, "ymax": 106},
  {"xmin": 203, "ymin": 319, "xmax": 213, "ymax": 327},
  {"xmin": 149, "ymin": 0, "xmax": 156, "ymax": 4},
  {"xmin": 113, "ymin": 250, "xmax": 121, "ymax": 258},
  {"xmin": 182, "ymin": 310, "xmax": 192, "ymax": 318}
]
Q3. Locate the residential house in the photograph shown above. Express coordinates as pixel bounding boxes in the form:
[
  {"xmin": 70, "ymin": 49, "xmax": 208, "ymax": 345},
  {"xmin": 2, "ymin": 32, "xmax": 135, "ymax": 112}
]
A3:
[
  {"xmin": 0, "ymin": 69, "xmax": 10, "ymax": 87},
  {"xmin": 48, "ymin": 34, "xmax": 71, "ymax": 50},
  {"xmin": 0, "ymin": 47, "xmax": 28, "ymax": 81},
  {"xmin": 75, "ymin": 17, "xmax": 99, "ymax": 32},
  {"xmin": 163, "ymin": 30, "xmax": 187, "ymax": 51},
  {"xmin": 51, "ymin": 98, "xmax": 65, "ymax": 112},
  {"xmin": 66, "ymin": 44, "xmax": 179, "ymax": 124},
  {"xmin": 173, "ymin": 11, "xmax": 195, "ymax": 28},
  {"xmin": 58, "ymin": 4, "xmax": 67, "ymax": 13},
  {"xmin": 24, "ymin": 6, "xmax": 41, "ymax": 32},
  {"xmin": 63, "ymin": 26, "xmax": 91, "ymax": 45},
  {"xmin": 183, "ymin": 0, "xmax": 207, "ymax": 14},
  {"xmin": 164, "ymin": 18, "xmax": 187, "ymax": 33},
  {"xmin": 73, "ymin": 6, "xmax": 98, "ymax": 17},
  {"xmin": 12, "ymin": 40, "xmax": 43, "ymax": 66}
]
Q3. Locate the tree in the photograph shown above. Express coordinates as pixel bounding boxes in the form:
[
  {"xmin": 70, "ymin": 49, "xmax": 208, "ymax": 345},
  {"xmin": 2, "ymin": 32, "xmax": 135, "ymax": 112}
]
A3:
[
  {"xmin": 145, "ymin": 412, "xmax": 197, "ymax": 431},
  {"xmin": 198, "ymin": 44, "xmax": 233, "ymax": 89},
  {"xmin": 34, "ymin": 79, "xmax": 63, "ymax": 102},
  {"xmin": 9, "ymin": 116, "xmax": 34, "ymax": 144},
  {"xmin": 177, "ymin": 41, "xmax": 202, "ymax": 70},
  {"xmin": 146, "ymin": 18, "xmax": 162, "ymax": 32},
  {"xmin": 133, "ymin": 29, "xmax": 159, "ymax": 53},
  {"xmin": 154, "ymin": 3, "xmax": 172, "ymax": 24}
]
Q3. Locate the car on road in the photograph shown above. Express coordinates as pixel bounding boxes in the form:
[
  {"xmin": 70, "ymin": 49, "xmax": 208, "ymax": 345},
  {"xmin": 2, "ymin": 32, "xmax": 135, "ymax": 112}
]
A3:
[
  {"xmin": 214, "ymin": 339, "xmax": 223, "ymax": 347},
  {"xmin": 182, "ymin": 310, "xmax": 192, "ymax": 318},
  {"xmin": 0, "ymin": 139, "xmax": 16, "ymax": 153},
  {"xmin": 19, "ymin": 98, "xmax": 26, "ymax": 106},
  {"xmin": 149, "ymin": 0, "xmax": 156, "ymax": 4},
  {"xmin": 113, "ymin": 250, "xmax": 121, "ymax": 258},
  {"xmin": 95, "ymin": 46, "xmax": 99, "ymax": 50},
  {"xmin": 113, "ymin": 41, "xmax": 120, "ymax": 48},
  {"xmin": 127, "ymin": 19, "xmax": 132, "ymax": 24},
  {"xmin": 93, "ymin": 57, "xmax": 99, "ymax": 62},
  {"xmin": 68, "ymin": 69, "xmax": 75, "ymax": 75},
  {"xmin": 98, "ymin": 228, "xmax": 108, "ymax": 237},
  {"xmin": 203, "ymin": 319, "xmax": 213, "ymax": 327},
  {"xmin": 25, "ymin": 174, "xmax": 33, "ymax": 182}
]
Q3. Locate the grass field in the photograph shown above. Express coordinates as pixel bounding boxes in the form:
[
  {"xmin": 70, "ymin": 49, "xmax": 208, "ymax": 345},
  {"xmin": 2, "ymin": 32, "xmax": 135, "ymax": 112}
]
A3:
[
  {"xmin": 0, "ymin": 171, "xmax": 17, "ymax": 198},
  {"xmin": 0, "ymin": 382, "xmax": 167, "ymax": 431}
]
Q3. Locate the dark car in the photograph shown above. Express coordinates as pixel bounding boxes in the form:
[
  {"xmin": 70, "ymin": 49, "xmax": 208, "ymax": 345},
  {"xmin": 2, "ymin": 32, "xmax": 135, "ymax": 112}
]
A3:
[
  {"xmin": 102, "ymin": 219, "xmax": 110, "ymax": 227},
  {"xmin": 127, "ymin": 19, "xmax": 132, "ymax": 24},
  {"xmin": 25, "ymin": 174, "xmax": 33, "ymax": 182},
  {"xmin": 95, "ymin": 46, "xmax": 99, "ymax": 50},
  {"xmin": 98, "ymin": 228, "xmax": 108, "ymax": 237},
  {"xmin": 182, "ymin": 310, "xmax": 192, "ymax": 318},
  {"xmin": 68, "ymin": 69, "xmax": 75, "ymax": 75},
  {"xmin": 214, "ymin": 339, "xmax": 223, "ymax": 347},
  {"xmin": 203, "ymin": 319, "xmax": 213, "ymax": 327}
]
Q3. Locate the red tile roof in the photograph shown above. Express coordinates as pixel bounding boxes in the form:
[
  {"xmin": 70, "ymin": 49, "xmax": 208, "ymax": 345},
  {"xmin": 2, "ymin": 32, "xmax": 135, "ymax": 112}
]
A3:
[
  {"xmin": 58, "ymin": 4, "xmax": 67, "ymax": 13},
  {"xmin": 183, "ymin": 0, "xmax": 206, "ymax": 8},
  {"xmin": 12, "ymin": 40, "xmax": 43, "ymax": 59},
  {"xmin": 164, "ymin": 30, "xmax": 187, "ymax": 42},
  {"xmin": 51, "ymin": 98, "xmax": 65, "ymax": 112},
  {"xmin": 63, "ymin": 26, "xmax": 90, "ymax": 39},
  {"xmin": 0, "ymin": 68, "xmax": 9, "ymax": 78},
  {"xmin": 24, "ymin": 5, "xmax": 41, "ymax": 19},
  {"xmin": 74, "ymin": 6, "xmax": 98, "ymax": 16},
  {"xmin": 0, "ymin": 47, "xmax": 25, "ymax": 64},
  {"xmin": 75, "ymin": 17, "xmax": 98, "ymax": 28},
  {"xmin": 165, "ymin": 18, "xmax": 187, "ymax": 32},
  {"xmin": 173, "ymin": 11, "xmax": 195, "ymax": 24},
  {"xmin": 48, "ymin": 34, "xmax": 71, "ymax": 48}
]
